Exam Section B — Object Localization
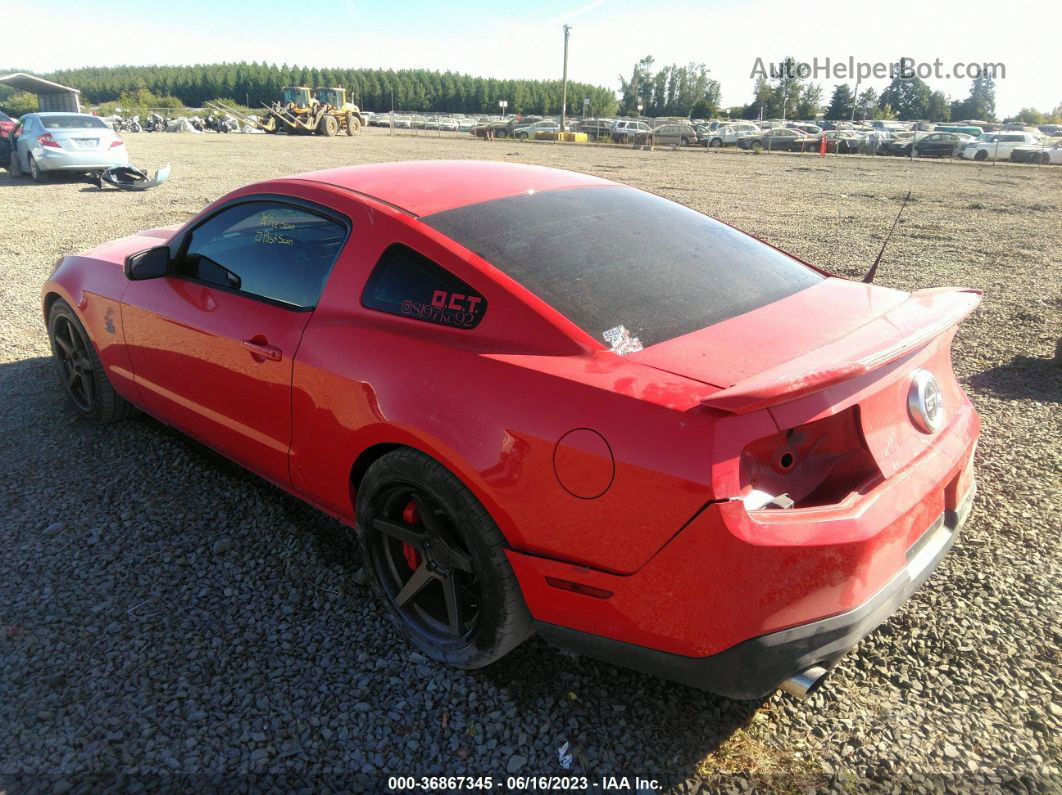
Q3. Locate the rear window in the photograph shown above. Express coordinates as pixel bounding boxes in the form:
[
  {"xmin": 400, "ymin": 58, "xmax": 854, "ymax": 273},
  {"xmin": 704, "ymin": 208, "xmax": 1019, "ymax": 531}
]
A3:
[
  {"xmin": 40, "ymin": 115, "xmax": 108, "ymax": 130},
  {"xmin": 423, "ymin": 186, "xmax": 822, "ymax": 348}
]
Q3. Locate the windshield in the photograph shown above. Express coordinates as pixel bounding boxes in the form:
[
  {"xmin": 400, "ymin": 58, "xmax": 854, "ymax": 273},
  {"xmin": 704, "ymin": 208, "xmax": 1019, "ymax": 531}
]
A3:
[
  {"xmin": 423, "ymin": 186, "xmax": 823, "ymax": 347},
  {"xmin": 40, "ymin": 115, "xmax": 108, "ymax": 130}
]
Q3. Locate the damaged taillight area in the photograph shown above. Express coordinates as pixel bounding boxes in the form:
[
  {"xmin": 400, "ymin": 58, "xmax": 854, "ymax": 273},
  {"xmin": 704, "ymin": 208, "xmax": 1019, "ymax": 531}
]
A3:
[{"xmin": 739, "ymin": 407, "xmax": 882, "ymax": 509}]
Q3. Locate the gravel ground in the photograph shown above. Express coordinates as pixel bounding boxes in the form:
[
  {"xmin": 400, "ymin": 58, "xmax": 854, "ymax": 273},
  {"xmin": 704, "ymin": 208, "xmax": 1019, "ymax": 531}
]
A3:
[{"xmin": 1, "ymin": 131, "xmax": 1059, "ymax": 792}]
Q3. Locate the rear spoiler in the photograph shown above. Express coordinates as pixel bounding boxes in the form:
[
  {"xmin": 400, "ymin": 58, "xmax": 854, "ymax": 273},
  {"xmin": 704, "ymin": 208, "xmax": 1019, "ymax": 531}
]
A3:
[{"xmin": 700, "ymin": 287, "xmax": 982, "ymax": 414}]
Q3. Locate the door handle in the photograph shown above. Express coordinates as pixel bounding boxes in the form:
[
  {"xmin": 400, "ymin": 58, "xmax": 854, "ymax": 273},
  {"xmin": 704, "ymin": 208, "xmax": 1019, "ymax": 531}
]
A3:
[{"xmin": 241, "ymin": 339, "xmax": 282, "ymax": 362}]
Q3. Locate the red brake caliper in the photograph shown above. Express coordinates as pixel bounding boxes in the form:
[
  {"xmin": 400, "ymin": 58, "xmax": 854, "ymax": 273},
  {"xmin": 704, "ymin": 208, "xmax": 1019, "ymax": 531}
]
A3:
[{"xmin": 401, "ymin": 500, "xmax": 421, "ymax": 570}]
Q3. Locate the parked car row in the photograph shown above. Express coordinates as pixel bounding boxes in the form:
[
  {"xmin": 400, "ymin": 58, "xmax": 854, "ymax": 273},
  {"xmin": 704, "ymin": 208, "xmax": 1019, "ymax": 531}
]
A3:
[{"xmin": 367, "ymin": 113, "xmax": 478, "ymax": 131}]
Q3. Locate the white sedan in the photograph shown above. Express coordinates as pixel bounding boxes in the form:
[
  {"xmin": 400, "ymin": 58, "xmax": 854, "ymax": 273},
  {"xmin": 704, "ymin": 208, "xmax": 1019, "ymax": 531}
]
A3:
[{"xmin": 8, "ymin": 112, "xmax": 128, "ymax": 181}]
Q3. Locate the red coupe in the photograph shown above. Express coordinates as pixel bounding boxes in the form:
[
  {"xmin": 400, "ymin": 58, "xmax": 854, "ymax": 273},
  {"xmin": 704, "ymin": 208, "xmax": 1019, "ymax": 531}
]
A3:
[{"xmin": 42, "ymin": 161, "xmax": 980, "ymax": 699}]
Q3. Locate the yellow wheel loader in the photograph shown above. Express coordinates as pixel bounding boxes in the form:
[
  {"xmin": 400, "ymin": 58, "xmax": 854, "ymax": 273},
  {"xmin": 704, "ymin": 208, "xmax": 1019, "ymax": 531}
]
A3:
[{"xmin": 216, "ymin": 87, "xmax": 365, "ymax": 137}]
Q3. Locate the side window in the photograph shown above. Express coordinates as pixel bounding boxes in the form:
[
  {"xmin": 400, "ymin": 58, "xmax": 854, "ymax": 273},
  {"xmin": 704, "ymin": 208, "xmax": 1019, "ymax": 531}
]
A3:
[
  {"xmin": 361, "ymin": 244, "xmax": 487, "ymax": 330},
  {"xmin": 181, "ymin": 201, "xmax": 347, "ymax": 309}
]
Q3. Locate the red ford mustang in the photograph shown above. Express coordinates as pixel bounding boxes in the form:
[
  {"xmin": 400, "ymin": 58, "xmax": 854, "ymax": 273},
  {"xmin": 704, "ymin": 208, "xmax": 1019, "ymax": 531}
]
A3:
[{"xmin": 42, "ymin": 161, "xmax": 980, "ymax": 699}]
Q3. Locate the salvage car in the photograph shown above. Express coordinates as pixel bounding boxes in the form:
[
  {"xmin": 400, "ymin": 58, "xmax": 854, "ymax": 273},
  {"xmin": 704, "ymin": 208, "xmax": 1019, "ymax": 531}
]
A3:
[
  {"xmin": 913, "ymin": 132, "xmax": 972, "ymax": 158},
  {"xmin": 739, "ymin": 127, "xmax": 809, "ymax": 151},
  {"xmin": 962, "ymin": 131, "xmax": 1041, "ymax": 161},
  {"xmin": 883, "ymin": 132, "xmax": 971, "ymax": 158},
  {"xmin": 1010, "ymin": 140, "xmax": 1061, "ymax": 164},
  {"xmin": 611, "ymin": 119, "xmax": 653, "ymax": 144},
  {"xmin": 575, "ymin": 118, "xmax": 614, "ymax": 141},
  {"xmin": 8, "ymin": 112, "xmax": 128, "ymax": 181},
  {"xmin": 514, "ymin": 120, "xmax": 561, "ymax": 139},
  {"xmin": 652, "ymin": 122, "xmax": 698, "ymax": 146},
  {"xmin": 799, "ymin": 130, "xmax": 867, "ymax": 154},
  {"xmin": 0, "ymin": 109, "xmax": 15, "ymax": 140},
  {"xmin": 0, "ymin": 109, "xmax": 15, "ymax": 165},
  {"xmin": 702, "ymin": 122, "xmax": 760, "ymax": 148},
  {"xmin": 43, "ymin": 161, "xmax": 980, "ymax": 700}
]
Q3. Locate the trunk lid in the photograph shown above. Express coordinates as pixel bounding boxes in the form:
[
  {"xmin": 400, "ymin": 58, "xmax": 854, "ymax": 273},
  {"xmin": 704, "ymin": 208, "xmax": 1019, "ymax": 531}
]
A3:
[
  {"xmin": 627, "ymin": 278, "xmax": 979, "ymax": 402},
  {"xmin": 629, "ymin": 277, "xmax": 981, "ymax": 482},
  {"xmin": 50, "ymin": 127, "xmax": 110, "ymax": 151}
]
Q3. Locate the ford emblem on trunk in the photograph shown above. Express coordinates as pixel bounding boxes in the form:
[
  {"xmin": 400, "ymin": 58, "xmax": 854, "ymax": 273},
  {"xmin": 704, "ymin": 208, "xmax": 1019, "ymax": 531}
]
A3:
[{"xmin": 908, "ymin": 369, "xmax": 944, "ymax": 433}]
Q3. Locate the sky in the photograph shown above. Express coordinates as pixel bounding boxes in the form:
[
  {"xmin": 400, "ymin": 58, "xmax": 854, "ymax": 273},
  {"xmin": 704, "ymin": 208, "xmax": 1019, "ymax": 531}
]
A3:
[{"xmin": 5, "ymin": 0, "xmax": 1059, "ymax": 117}]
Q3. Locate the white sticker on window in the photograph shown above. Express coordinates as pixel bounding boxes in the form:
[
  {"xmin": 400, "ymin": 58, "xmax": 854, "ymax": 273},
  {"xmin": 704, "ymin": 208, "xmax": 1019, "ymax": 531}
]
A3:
[{"xmin": 602, "ymin": 325, "xmax": 643, "ymax": 356}]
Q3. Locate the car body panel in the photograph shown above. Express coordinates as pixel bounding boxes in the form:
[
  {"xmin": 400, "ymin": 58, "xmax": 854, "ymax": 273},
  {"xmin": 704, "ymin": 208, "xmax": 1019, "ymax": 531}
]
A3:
[
  {"xmin": 291, "ymin": 159, "xmax": 612, "ymax": 217},
  {"xmin": 508, "ymin": 397, "xmax": 977, "ymax": 657},
  {"xmin": 629, "ymin": 278, "xmax": 911, "ymax": 388},
  {"xmin": 121, "ymin": 280, "xmax": 313, "ymax": 485}
]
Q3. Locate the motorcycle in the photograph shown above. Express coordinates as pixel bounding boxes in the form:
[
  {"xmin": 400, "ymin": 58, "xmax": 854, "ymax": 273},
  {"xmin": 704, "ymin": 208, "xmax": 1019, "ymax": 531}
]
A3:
[
  {"xmin": 206, "ymin": 114, "xmax": 234, "ymax": 133},
  {"xmin": 143, "ymin": 114, "xmax": 168, "ymax": 133},
  {"xmin": 112, "ymin": 115, "xmax": 142, "ymax": 133}
]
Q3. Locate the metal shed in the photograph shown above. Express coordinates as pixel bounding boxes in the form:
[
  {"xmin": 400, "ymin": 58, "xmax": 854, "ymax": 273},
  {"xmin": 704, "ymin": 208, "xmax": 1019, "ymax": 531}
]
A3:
[{"xmin": 0, "ymin": 73, "xmax": 81, "ymax": 112}]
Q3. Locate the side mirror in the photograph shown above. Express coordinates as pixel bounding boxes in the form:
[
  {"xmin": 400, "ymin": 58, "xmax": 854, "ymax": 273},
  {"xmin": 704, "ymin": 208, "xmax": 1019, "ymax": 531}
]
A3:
[{"xmin": 125, "ymin": 246, "xmax": 170, "ymax": 280}]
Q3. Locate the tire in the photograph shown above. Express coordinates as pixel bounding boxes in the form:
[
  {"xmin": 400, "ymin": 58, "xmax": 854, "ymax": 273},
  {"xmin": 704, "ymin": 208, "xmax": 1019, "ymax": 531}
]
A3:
[
  {"xmin": 9, "ymin": 148, "xmax": 22, "ymax": 177},
  {"xmin": 1041, "ymin": 153, "xmax": 1051, "ymax": 165},
  {"xmin": 318, "ymin": 114, "xmax": 339, "ymax": 137},
  {"xmin": 516, "ymin": 132, "xmax": 527, "ymax": 140},
  {"xmin": 974, "ymin": 149, "xmax": 988, "ymax": 161},
  {"xmin": 345, "ymin": 115, "xmax": 361, "ymax": 136},
  {"xmin": 357, "ymin": 448, "xmax": 533, "ymax": 669},
  {"xmin": 48, "ymin": 299, "xmax": 137, "ymax": 424},
  {"xmin": 709, "ymin": 137, "xmax": 722, "ymax": 148},
  {"xmin": 28, "ymin": 155, "xmax": 46, "ymax": 182},
  {"xmin": 680, "ymin": 136, "xmax": 689, "ymax": 146}
]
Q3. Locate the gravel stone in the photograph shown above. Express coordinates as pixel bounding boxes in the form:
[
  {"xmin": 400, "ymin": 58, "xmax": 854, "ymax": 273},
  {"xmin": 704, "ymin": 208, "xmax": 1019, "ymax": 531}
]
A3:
[
  {"xmin": 211, "ymin": 537, "xmax": 234, "ymax": 555},
  {"xmin": 0, "ymin": 131, "xmax": 1058, "ymax": 792}
]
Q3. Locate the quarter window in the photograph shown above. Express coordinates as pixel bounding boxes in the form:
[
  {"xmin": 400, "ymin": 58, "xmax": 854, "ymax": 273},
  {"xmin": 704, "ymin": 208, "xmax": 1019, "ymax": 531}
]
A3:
[
  {"xmin": 181, "ymin": 201, "xmax": 347, "ymax": 309},
  {"xmin": 361, "ymin": 244, "xmax": 487, "ymax": 329}
]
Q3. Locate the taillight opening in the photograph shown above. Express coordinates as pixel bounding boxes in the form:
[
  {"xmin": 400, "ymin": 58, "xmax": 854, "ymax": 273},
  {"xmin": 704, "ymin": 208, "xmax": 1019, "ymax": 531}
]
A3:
[
  {"xmin": 39, "ymin": 133, "xmax": 61, "ymax": 149},
  {"xmin": 740, "ymin": 407, "xmax": 882, "ymax": 509},
  {"xmin": 110, "ymin": 138, "xmax": 124, "ymax": 148}
]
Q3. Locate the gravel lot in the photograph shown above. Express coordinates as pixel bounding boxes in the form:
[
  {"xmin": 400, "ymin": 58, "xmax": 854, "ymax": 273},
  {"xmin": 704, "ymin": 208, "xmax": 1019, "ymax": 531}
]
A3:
[{"xmin": 1, "ymin": 131, "xmax": 1059, "ymax": 792}]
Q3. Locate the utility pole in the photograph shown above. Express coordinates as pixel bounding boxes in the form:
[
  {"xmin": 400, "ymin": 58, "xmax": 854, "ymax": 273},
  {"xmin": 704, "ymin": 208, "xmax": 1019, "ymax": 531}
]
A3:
[{"xmin": 560, "ymin": 24, "xmax": 571, "ymax": 133}]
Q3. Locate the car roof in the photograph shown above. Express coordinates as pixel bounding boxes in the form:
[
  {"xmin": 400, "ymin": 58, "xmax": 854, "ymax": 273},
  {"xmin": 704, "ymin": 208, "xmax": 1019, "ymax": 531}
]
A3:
[{"xmin": 287, "ymin": 160, "xmax": 614, "ymax": 217}]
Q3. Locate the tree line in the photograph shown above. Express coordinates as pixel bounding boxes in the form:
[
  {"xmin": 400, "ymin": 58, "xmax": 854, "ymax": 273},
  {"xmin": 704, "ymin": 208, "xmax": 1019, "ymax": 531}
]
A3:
[
  {"xmin": 0, "ymin": 63, "xmax": 619, "ymax": 117},
  {"xmin": 618, "ymin": 57, "xmax": 722, "ymax": 118},
  {"xmin": 737, "ymin": 55, "xmax": 1059, "ymax": 124},
  {"xmin": 1, "ymin": 58, "xmax": 1057, "ymax": 125}
]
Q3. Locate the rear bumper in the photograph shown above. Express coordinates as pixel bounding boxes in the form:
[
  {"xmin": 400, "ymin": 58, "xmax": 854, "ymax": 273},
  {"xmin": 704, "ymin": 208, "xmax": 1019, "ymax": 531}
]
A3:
[
  {"xmin": 537, "ymin": 486, "xmax": 975, "ymax": 699},
  {"xmin": 36, "ymin": 146, "xmax": 128, "ymax": 171}
]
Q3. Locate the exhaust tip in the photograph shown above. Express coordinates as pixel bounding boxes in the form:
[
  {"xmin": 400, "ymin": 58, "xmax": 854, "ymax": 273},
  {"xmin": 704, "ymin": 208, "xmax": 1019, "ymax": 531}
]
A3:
[{"xmin": 780, "ymin": 666, "xmax": 829, "ymax": 700}]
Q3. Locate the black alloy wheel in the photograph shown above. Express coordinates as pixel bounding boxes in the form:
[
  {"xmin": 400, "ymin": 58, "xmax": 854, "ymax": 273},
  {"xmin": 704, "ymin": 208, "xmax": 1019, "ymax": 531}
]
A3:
[
  {"xmin": 357, "ymin": 449, "xmax": 533, "ymax": 668},
  {"xmin": 51, "ymin": 313, "xmax": 96, "ymax": 412},
  {"xmin": 47, "ymin": 299, "xmax": 136, "ymax": 424},
  {"xmin": 367, "ymin": 482, "xmax": 482, "ymax": 645}
]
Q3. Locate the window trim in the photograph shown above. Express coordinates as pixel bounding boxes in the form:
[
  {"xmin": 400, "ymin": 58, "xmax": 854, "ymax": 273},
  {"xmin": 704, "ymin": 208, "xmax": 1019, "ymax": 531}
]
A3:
[{"xmin": 171, "ymin": 194, "xmax": 352, "ymax": 312}]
